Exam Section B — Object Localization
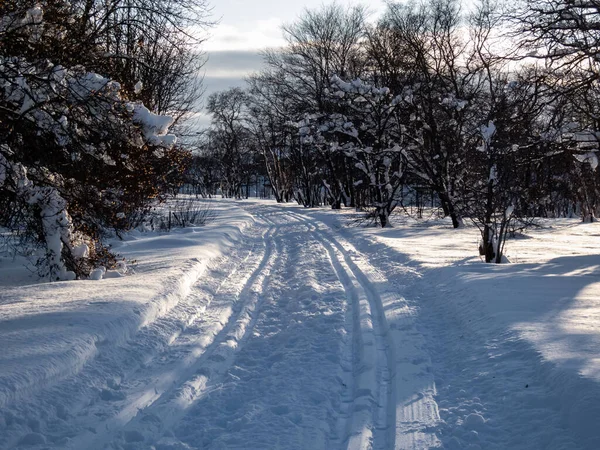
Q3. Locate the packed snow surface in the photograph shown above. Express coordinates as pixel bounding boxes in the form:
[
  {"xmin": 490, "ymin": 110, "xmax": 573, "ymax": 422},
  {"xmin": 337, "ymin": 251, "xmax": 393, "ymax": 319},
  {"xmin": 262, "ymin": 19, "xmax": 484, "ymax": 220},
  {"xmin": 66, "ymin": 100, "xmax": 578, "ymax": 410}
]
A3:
[{"xmin": 1, "ymin": 199, "xmax": 600, "ymax": 449}]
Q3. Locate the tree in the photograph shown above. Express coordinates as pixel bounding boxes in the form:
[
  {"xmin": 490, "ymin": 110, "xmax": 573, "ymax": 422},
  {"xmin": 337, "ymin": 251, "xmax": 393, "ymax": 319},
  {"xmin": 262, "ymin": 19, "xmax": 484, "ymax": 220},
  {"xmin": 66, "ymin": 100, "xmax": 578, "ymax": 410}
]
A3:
[
  {"xmin": 245, "ymin": 73, "xmax": 296, "ymax": 203},
  {"xmin": 513, "ymin": 0, "xmax": 600, "ymax": 76},
  {"xmin": 246, "ymin": 3, "xmax": 368, "ymax": 206},
  {"xmin": 511, "ymin": 0, "xmax": 600, "ymax": 221},
  {"xmin": 205, "ymin": 88, "xmax": 255, "ymax": 199},
  {"xmin": 365, "ymin": 0, "xmax": 482, "ymax": 228}
]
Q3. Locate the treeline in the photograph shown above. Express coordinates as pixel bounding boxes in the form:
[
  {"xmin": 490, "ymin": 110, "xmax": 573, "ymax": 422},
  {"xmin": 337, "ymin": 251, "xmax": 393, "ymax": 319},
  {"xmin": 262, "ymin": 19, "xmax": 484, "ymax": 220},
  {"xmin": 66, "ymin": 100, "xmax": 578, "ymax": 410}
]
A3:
[
  {"xmin": 0, "ymin": 0, "xmax": 209, "ymax": 279},
  {"xmin": 196, "ymin": 0, "xmax": 600, "ymax": 263}
]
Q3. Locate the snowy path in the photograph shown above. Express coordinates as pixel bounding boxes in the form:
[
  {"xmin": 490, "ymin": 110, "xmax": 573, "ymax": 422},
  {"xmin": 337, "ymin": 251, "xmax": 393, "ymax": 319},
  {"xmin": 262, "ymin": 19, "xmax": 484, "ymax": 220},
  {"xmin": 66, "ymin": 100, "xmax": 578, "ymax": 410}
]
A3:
[{"xmin": 0, "ymin": 202, "xmax": 440, "ymax": 449}]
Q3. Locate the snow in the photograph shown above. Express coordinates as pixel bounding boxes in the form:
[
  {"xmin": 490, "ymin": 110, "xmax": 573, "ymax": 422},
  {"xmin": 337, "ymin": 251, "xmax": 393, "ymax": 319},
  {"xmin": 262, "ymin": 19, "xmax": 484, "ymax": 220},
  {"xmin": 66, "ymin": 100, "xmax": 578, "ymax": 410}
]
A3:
[
  {"xmin": 480, "ymin": 120, "xmax": 496, "ymax": 145},
  {"xmin": 2, "ymin": 199, "xmax": 600, "ymax": 449},
  {"xmin": 311, "ymin": 209, "xmax": 600, "ymax": 449},
  {"xmin": 23, "ymin": 5, "xmax": 43, "ymax": 25},
  {"xmin": 0, "ymin": 200, "xmax": 253, "ymax": 448},
  {"xmin": 1, "ymin": 150, "xmax": 84, "ymax": 280},
  {"xmin": 131, "ymin": 103, "xmax": 177, "ymax": 148},
  {"xmin": 574, "ymin": 151, "xmax": 599, "ymax": 170},
  {"xmin": 88, "ymin": 266, "xmax": 106, "ymax": 281}
]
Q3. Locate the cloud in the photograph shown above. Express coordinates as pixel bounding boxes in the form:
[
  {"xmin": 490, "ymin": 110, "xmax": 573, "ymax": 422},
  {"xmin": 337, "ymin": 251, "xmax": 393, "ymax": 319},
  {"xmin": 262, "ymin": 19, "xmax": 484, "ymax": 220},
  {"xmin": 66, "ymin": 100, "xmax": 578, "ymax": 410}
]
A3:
[
  {"xmin": 201, "ymin": 50, "xmax": 265, "ymax": 99},
  {"xmin": 186, "ymin": 111, "xmax": 212, "ymax": 131},
  {"xmin": 185, "ymin": 1, "xmax": 389, "ymax": 133},
  {"xmin": 204, "ymin": 19, "xmax": 284, "ymax": 52},
  {"xmin": 204, "ymin": 50, "xmax": 266, "ymax": 79},
  {"xmin": 189, "ymin": 50, "xmax": 266, "ymax": 131}
]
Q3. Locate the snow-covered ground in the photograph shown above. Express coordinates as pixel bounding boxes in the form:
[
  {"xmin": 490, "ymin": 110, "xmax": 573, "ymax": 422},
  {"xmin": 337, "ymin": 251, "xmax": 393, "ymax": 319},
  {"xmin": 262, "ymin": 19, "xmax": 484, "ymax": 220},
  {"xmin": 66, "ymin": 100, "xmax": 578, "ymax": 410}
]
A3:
[
  {"xmin": 304, "ymin": 208, "xmax": 600, "ymax": 449},
  {"xmin": 1, "ymin": 199, "xmax": 600, "ymax": 449}
]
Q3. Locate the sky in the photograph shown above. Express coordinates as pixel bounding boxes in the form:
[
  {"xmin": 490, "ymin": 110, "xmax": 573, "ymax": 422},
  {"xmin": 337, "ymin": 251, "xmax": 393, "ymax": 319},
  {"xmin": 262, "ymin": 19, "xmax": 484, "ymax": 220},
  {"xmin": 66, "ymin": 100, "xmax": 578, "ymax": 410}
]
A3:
[{"xmin": 197, "ymin": 0, "xmax": 388, "ymax": 128}]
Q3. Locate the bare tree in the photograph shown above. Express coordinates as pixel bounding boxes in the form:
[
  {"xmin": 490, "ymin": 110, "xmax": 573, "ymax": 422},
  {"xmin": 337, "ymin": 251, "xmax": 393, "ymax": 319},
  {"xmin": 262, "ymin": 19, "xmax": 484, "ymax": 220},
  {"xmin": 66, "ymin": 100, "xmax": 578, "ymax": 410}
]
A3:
[{"xmin": 206, "ymin": 88, "xmax": 255, "ymax": 198}]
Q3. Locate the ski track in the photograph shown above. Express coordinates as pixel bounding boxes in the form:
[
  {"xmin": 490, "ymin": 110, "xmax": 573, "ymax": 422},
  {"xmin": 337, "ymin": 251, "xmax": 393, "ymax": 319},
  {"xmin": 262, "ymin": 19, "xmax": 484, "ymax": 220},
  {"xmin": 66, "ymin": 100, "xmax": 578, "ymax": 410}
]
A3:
[
  {"xmin": 73, "ymin": 219, "xmax": 278, "ymax": 449},
  {"xmin": 283, "ymin": 209, "xmax": 440, "ymax": 450},
  {"xmin": 309, "ymin": 208, "xmax": 596, "ymax": 449},
  {"xmin": 168, "ymin": 207, "xmax": 349, "ymax": 449},
  {"xmin": 284, "ymin": 210, "xmax": 393, "ymax": 450}
]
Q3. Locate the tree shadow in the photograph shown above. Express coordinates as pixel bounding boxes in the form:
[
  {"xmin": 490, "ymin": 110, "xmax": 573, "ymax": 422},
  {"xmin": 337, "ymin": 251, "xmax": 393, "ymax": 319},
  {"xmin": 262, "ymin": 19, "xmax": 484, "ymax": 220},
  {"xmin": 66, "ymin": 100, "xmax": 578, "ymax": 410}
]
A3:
[{"xmin": 295, "ymin": 206, "xmax": 600, "ymax": 448}]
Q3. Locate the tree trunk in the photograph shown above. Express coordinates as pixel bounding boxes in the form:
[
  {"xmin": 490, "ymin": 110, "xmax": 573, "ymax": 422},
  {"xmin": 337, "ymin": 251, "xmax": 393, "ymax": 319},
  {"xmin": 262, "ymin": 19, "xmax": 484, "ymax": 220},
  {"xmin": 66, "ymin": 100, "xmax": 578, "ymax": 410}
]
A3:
[
  {"xmin": 480, "ymin": 224, "xmax": 496, "ymax": 263},
  {"xmin": 379, "ymin": 212, "xmax": 388, "ymax": 228},
  {"xmin": 449, "ymin": 211, "xmax": 462, "ymax": 228},
  {"xmin": 438, "ymin": 192, "xmax": 462, "ymax": 228}
]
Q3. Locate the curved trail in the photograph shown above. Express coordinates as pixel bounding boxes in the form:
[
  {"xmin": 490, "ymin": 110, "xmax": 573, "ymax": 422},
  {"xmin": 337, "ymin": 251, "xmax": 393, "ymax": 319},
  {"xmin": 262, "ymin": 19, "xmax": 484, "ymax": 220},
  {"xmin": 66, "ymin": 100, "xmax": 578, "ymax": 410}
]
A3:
[
  {"xmin": 6, "ymin": 203, "xmax": 440, "ymax": 450},
  {"xmin": 5, "ymin": 200, "xmax": 597, "ymax": 450}
]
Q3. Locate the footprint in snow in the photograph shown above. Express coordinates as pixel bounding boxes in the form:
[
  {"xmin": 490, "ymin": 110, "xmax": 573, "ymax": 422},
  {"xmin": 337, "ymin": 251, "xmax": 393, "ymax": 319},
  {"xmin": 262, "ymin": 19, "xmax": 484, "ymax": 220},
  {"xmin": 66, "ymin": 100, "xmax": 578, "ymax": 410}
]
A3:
[{"xmin": 100, "ymin": 388, "xmax": 126, "ymax": 401}]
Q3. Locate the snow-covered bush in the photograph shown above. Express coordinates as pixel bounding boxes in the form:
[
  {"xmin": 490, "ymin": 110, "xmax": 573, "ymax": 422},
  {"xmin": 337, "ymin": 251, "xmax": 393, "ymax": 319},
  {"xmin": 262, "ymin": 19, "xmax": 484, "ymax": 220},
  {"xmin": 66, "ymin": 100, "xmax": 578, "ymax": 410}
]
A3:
[
  {"xmin": 0, "ymin": 4, "xmax": 190, "ymax": 279},
  {"xmin": 300, "ymin": 76, "xmax": 406, "ymax": 226}
]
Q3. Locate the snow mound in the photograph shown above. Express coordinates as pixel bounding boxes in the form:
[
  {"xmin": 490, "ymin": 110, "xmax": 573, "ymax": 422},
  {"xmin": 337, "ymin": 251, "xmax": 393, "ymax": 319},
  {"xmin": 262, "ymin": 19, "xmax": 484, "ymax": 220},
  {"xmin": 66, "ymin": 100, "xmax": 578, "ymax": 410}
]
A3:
[{"xmin": 130, "ymin": 103, "xmax": 177, "ymax": 148}]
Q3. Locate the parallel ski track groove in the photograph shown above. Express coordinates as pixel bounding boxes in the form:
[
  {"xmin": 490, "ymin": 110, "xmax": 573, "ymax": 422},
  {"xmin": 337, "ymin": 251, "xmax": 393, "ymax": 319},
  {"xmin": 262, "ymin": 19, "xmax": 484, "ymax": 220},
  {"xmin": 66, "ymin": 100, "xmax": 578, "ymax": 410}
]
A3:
[
  {"xmin": 285, "ymin": 210, "xmax": 396, "ymax": 450},
  {"xmin": 68, "ymin": 218, "xmax": 279, "ymax": 449},
  {"xmin": 136, "ymin": 215, "xmax": 280, "ymax": 440}
]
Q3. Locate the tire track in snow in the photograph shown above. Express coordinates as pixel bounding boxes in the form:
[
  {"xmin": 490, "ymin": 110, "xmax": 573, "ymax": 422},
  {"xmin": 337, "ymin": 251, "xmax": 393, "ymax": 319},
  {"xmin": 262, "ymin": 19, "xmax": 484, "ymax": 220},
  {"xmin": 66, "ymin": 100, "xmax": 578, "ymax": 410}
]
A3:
[
  {"xmin": 171, "ymin": 207, "xmax": 359, "ymax": 450},
  {"xmin": 280, "ymin": 214, "xmax": 366, "ymax": 449},
  {"xmin": 285, "ymin": 210, "xmax": 395, "ymax": 450},
  {"xmin": 262, "ymin": 210, "xmax": 359, "ymax": 449},
  {"xmin": 164, "ymin": 214, "xmax": 280, "ymax": 413},
  {"xmin": 65, "ymin": 218, "xmax": 279, "ymax": 449}
]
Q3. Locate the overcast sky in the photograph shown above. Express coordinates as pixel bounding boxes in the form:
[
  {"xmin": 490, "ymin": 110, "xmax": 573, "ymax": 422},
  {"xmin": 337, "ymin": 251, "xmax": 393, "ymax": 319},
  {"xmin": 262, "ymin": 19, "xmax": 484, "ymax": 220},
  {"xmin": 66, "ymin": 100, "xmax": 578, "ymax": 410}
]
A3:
[{"xmin": 197, "ymin": 0, "xmax": 387, "ymax": 128}]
